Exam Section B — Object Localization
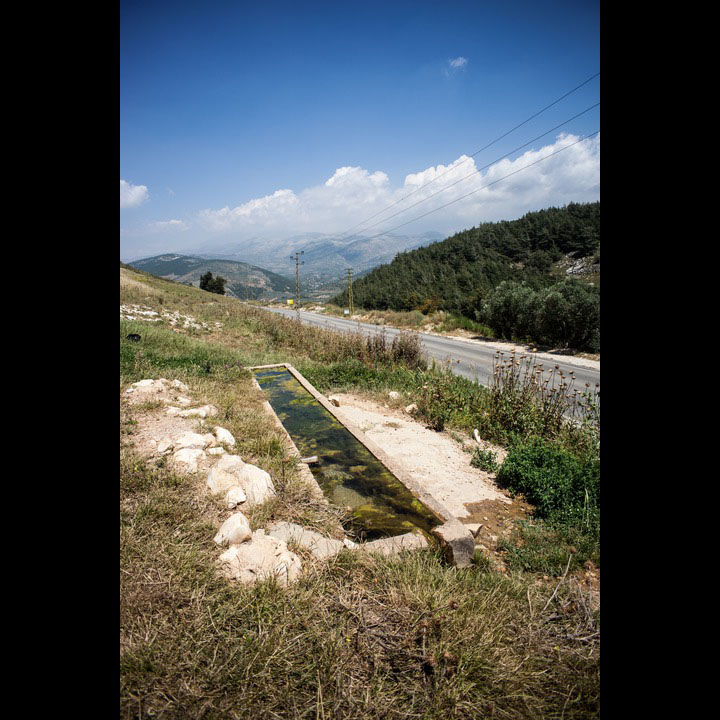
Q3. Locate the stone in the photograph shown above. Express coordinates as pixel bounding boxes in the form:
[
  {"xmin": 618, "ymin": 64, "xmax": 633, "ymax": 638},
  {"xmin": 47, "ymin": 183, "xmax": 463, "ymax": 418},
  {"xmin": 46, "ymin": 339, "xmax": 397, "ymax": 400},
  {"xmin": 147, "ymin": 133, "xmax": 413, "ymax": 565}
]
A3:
[
  {"xmin": 214, "ymin": 512, "xmax": 252, "ymax": 546},
  {"xmin": 388, "ymin": 391, "xmax": 401, "ymax": 400},
  {"xmin": 217, "ymin": 454, "xmax": 245, "ymax": 474},
  {"xmin": 267, "ymin": 522, "xmax": 345, "ymax": 559},
  {"xmin": 203, "ymin": 433, "xmax": 218, "ymax": 448},
  {"xmin": 356, "ymin": 532, "xmax": 428, "ymax": 557},
  {"xmin": 171, "ymin": 379, "xmax": 190, "ymax": 392},
  {"xmin": 135, "ymin": 379, "xmax": 157, "ymax": 388},
  {"xmin": 207, "ymin": 447, "xmax": 225, "ymax": 456},
  {"xmin": 214, "ymin": 427, "xmax": 236, "ymax": 447},
  {"xmin": 206, "ymin": 467, "xmax": 241, "ymax": 495},
  {"xmin": 176, "ymin": 395, "xmax": 193, "ymax": 406},
  {"xmin": 217, "ymin": 529, "xmax": 302, "ymax": 586},
  {"xmin": 404, "ymin": 403, "xmax": 418, "ymax": 415},
  {"xmin": 172, "ymin": 448, "xmax": 205, "ymax": 474},
  {"xmin": 128, "ymin": 378, "xmax": 161, "ymax": 392},
  {"xmin": 225, "ymin": 485, "xmax": 247, "ymax": 508},
  {"xmin": 431, "ymin": 519, "xmax": 475, "ymax": 568},
  {"xmin": 156, "ymin": 436, "xmax": 173, "ymax": 454},
  {"xmin": 169, "ymin": 405, "xmax": 218, "ymax": 418},
  {"xmin": 328, "ymin": 397, "xmax": 340, "ymax": 407},
  {"xmin": 237, "ymin": 464, "xmax": 276, "ymax": 505},
  {"xmin": 174, "ymin": 432, "xmax": 210, "ymax": 449}
]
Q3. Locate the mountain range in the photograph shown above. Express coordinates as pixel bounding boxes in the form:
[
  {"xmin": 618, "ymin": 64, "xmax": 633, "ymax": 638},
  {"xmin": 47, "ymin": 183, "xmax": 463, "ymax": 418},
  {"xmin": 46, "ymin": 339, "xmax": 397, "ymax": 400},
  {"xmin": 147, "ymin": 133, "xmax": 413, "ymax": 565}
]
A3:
[{"xmin": 193, "ymin": 230, "xmax": 445, "ymax": 282}]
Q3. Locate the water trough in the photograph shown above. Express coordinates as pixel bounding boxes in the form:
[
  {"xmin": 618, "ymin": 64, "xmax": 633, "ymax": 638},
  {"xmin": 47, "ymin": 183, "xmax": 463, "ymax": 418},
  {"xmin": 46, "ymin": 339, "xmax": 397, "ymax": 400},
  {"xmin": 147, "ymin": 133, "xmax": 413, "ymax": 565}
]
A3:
[{"xmin": 249, "ymin": 363, "xmax": 475, "ymax": 566}]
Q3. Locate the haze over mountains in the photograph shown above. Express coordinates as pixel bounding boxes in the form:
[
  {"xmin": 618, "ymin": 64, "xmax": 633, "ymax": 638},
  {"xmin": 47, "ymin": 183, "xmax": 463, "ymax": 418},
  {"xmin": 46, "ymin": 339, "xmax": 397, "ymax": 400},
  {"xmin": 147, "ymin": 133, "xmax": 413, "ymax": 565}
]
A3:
[{"xmin": 193, "ymin": 230, "xmax": 445, "ymax": 281}]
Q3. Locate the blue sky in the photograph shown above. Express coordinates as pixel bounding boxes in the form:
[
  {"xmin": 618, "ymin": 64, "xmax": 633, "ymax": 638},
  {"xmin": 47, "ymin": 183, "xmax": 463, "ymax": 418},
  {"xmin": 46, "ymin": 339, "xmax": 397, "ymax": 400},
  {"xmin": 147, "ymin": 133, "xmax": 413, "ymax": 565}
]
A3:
[{"xmin": 120, "ymin": 0, "xmax": 600, "ymax": 261}]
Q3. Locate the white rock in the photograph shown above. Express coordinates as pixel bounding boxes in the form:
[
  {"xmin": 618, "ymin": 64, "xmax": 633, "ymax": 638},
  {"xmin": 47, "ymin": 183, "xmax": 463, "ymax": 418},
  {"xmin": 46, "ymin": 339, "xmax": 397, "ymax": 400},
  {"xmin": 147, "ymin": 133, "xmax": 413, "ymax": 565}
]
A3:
[
  {"xmin": 203, "ymin": 433, "xmax": 218, "ymax": 448},
  {"xmin": 174, "ymin": 432, "xmax": 210, "ymax": 449},
  {"xmin": 404, "ymin": 403, "xmax": 418, "ymax": 415},
  {"xmin": 225, "ymin": 486, "xmax": 247, "ymax": 508},
  {"xmin": 267, "ymin": 522, "xmax": 344, "ymax": 559},
  {"xmin": 172, "ymin": 448, "xmax": 205, "ymax": 474},
  {"xmin": 156, "ymin": 436, "xmax": 173, "ymax": 454},
  {"xmin": 356, "ymin": 532, "xmax": 428, "ymax": 556},
  {"xmin": 388, "ymin": 391, "xmax": 401, "ymax": 400},
  {"xmin": 217, "ymin": 454, "xmax": 245, "ymax": 474},
  {"xmin": 206, "ymin": 467, "xmax": 241, "ymax": 495},
  {"xmin": 342, "ymin": 538, "xmax": 358, "ymax": 550},
  {"xmin": 175, "ymin": 395, "xmax": 193, "ymax": 406},
  {"xmin": 217, "ymin": 529, "xmax": 302, "ymax": 586},
  {"xmin": 207, "ymin": 447, "xmax": 225, "ymax": 456},
  {"xmin": 214, "ymin": 426, "xmax": 236, "ymax": 447},
  {"xmin": 171, "ymin": 380, "xmax": 190, "ymax": 392},
  {"xmin": 176, "ymin": 405, "xmax": 218, "ymax": 418},
  {"xmin": 237, "ymin": 464, "xmax": 276, "ymax": 505},
  {"xmin": 214, "ymin": 512, "xmax": 252, "ymax": 546},
  {"xmin": 134, "ymin": 379, "xmax": 158, "ymax": 389}
]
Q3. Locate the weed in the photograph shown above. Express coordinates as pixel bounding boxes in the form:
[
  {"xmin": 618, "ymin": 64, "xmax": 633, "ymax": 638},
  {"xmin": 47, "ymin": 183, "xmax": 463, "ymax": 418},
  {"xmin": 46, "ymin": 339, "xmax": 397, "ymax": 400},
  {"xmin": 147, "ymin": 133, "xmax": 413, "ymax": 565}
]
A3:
[
  {"xmin": 497, "ymin": 437, "xmax": 600, "ymax": 534},
  {"xmin": 470, "ymin": 447, "xmax": 500, "ymax": 473}
]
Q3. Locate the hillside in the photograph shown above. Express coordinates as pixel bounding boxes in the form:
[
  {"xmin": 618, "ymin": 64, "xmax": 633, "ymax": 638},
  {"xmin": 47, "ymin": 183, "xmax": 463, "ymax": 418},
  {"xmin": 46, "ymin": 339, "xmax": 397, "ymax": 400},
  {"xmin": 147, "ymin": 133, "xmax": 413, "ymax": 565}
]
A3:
[
  {"xmin": 129, "ymin": 254, "xmax": 294, "ymax": 300},
  {"xmin": 333, "ymin": 202, "xmax": 600, "ymax": 351}
]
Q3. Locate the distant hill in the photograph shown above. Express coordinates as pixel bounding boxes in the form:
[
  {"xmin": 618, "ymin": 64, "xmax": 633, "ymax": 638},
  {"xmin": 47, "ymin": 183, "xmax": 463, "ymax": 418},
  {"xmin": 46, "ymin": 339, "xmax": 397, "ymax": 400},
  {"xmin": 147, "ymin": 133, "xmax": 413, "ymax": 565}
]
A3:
[{"xmin": 128, "ymin": 254, "xmax": 294, "ymax": 300}]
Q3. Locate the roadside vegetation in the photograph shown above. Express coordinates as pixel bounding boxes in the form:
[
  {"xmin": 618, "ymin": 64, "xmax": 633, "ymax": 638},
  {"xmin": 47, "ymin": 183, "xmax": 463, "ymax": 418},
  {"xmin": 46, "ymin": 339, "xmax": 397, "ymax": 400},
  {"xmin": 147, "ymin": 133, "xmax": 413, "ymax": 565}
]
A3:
[{"xmin": 120, "ymin": 266, "xmax": 600, "ymax": 718}]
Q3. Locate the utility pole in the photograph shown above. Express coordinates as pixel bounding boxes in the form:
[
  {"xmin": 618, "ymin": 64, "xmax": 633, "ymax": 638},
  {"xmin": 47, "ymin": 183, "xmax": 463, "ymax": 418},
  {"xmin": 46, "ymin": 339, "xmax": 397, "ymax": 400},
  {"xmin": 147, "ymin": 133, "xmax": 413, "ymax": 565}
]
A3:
[
  {"xmin": 290, "ymin": 251, "xmax": 304, "ymax": 316},
  {"xmin": 347, "ymin": 267, "xmax": 354, "ymax": 315}
]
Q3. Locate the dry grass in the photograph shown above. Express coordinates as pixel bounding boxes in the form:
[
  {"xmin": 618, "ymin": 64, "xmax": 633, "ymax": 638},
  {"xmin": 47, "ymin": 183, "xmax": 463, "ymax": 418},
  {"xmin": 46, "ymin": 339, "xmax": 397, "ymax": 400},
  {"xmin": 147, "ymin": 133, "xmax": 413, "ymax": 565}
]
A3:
[{"xmin": 121, "ymin": 444, "xmax": 599, "ymax": 719}]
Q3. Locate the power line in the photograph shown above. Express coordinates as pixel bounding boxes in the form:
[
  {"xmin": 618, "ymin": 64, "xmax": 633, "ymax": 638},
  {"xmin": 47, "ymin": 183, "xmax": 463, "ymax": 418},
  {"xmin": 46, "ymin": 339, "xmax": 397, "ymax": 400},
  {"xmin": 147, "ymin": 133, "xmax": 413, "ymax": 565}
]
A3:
[
  {"xmin": 301, "ymin": 107, "xmax": 598, "ymax": 270},
  {"xmin": 335, "ymin": 71, "xmax": 599, "ymax": 239},
  {"xmin": 348, "ymin": 102, "xmax": 599, "ymax": 237},
  {"xmin": 361, "ymin": 131, "xmax": 599, "ymax": 241}
]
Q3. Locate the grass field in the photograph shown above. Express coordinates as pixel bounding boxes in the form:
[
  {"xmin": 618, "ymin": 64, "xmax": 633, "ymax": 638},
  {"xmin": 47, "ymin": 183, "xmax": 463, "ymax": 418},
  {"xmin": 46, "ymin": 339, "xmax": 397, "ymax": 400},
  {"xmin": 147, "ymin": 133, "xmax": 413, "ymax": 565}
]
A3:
[{"xmin": 120, "ymin": 267, "xmax": 600, "ymax": 719}]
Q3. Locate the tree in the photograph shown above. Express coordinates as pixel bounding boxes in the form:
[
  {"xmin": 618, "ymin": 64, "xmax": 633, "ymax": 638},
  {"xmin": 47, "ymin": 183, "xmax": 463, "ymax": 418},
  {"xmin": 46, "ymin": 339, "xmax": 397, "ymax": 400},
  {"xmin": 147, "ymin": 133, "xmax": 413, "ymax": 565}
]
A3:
[
  {"xmin": 199, "ymin": 271, "xmax": 226, "ymax": 295},
  {"xmin": 199, "ymin": 271, "xmax": 213, "ymax": 291}
]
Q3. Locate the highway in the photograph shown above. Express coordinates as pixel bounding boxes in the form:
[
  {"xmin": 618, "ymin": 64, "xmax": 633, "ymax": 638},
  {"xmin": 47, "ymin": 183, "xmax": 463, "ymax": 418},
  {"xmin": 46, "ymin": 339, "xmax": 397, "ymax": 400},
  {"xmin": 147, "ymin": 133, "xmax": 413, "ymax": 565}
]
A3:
[{"xmin": 260, "ymin": 305, "xmax": 600, "ymax": 391}]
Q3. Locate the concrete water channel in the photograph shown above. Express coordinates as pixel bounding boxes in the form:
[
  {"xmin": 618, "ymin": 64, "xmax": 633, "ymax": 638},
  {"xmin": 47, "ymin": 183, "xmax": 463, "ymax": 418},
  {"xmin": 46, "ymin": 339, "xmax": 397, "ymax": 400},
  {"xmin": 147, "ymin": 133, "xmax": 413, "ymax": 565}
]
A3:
[{"xmin": 250, "ymin": 364, "xmax": 475, "ymax": 565}]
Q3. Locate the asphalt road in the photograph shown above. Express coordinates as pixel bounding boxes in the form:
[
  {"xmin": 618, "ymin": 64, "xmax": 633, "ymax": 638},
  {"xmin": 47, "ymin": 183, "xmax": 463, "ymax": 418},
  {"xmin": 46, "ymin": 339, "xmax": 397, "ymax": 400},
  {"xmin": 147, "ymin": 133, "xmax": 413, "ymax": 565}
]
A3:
[{"xmin": 261, "ymin": 305, "xmax": 600, "ymax": 391}]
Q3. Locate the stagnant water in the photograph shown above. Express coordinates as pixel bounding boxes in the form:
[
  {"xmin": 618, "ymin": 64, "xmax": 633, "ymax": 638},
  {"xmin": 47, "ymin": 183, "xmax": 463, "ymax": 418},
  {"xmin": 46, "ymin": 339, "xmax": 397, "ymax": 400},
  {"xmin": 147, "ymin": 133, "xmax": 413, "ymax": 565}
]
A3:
[{"xmin": 254, "ymin": 368, "xmax": 441, "ymax": 541}]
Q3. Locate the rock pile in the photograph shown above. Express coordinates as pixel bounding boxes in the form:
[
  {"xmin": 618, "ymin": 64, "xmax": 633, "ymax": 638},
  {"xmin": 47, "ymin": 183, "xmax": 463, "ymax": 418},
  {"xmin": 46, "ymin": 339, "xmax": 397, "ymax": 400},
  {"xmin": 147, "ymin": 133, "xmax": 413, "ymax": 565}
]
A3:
[{"xmin": 120, "ymin": 304, "xmax": 221, "ymax": 331}]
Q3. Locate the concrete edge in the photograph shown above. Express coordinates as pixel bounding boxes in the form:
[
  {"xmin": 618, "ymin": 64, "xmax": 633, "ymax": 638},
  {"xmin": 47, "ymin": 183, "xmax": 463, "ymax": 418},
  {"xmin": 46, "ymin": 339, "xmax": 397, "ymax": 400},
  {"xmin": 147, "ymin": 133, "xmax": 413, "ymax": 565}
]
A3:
[
  {"xmin": 250, "ymin": 374, "xmax": 326, "ymax": 502},
  {"xmin": 249, "ymin": 362, "xmax": 475, "ymax": 566}
]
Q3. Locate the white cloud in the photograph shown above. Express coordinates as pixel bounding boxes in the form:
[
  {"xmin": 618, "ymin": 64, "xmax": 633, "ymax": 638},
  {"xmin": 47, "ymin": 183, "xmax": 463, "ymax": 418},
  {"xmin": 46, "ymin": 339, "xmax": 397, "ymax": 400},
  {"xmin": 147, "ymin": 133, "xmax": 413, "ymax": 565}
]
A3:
[
  {"xmin": 449, "ymin": 56, "xmax": 468, "ymax": 69},
  {"xmin": 148, "ymin": 219, "xmax": 188, "ymax": 232},
  {"xmin": 196, "ymin": 133, "xmax": 599, "ymax": 240},
  {"xmin": 120, "ymin": 179, "xmax": 149, "ymax": 208}
]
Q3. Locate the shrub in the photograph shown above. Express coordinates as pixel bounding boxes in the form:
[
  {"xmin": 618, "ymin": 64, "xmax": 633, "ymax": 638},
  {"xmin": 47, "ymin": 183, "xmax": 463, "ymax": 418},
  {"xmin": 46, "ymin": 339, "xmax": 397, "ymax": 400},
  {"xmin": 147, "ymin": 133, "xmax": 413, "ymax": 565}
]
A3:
[{"xmin": 497, "ymin": 437, "xmax": 599, "ymax": 533}]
